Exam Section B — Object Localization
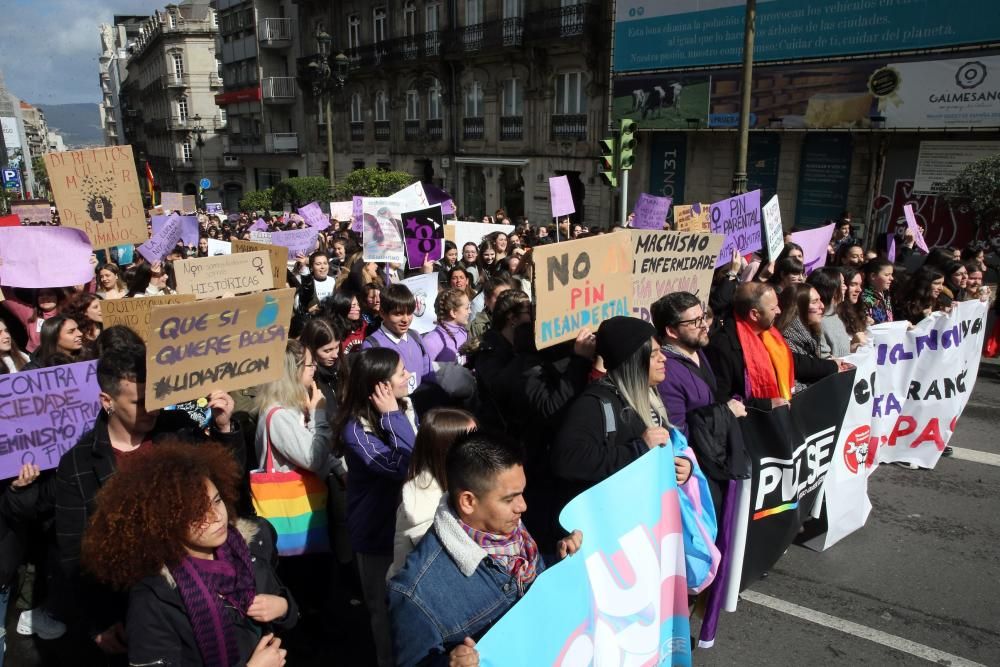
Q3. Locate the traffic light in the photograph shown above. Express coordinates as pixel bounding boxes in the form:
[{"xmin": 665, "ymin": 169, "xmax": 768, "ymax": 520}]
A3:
[
  {"xmin": 619, "ymin": 119, "xmax": 636, "ymax": 171},
  {"xmin": 599, "ymin": 137, "xmax": 617, "ymax": 187}
]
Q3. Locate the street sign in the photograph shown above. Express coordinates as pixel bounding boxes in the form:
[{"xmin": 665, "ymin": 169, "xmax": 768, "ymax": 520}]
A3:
[
  {"xmin": 199, "ymin": 178, "xmax": 211, "ymax": 190},
  {"xmin": 2, "ymin": 168, "xmax": 21, "ymax": 191}
]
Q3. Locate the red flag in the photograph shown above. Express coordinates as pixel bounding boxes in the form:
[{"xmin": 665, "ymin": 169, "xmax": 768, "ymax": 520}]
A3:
[{"xmin": 0, "ymin": 214, "xmax": 20, "ymax": 227}]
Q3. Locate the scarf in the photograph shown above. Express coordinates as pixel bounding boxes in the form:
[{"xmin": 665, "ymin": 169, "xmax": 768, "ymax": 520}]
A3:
[
  {"xmin": 460, "ymin": 519, "xmax": 539, "ymax": 591},
  {"xmin": 735, "ymin": 318, "xmax": 794, "ymax": 401},
  {"xmin": 168, "ymin": 525, "xmax": 256, "ymax": 667}
]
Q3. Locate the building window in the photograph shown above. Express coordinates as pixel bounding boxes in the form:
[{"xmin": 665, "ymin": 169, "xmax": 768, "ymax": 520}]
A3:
[
  {"xmin": 351, "ymin": 93, "xmax": 363, "ymax": 123},
  {"xmin": 219, "ymin": 108, "xmax": 226, "ymax": 126},
  {"xmin": 373, "ymin": 7, "xmax": 387, "ymax": 43},
  {"xmin": 555, "ymin": 72, "xmax": 586, "ymax": 114},
  {"xmin": 404, "ymin": 2, "xmax": 416, "ymax": 37},
  {"xmin": 464, "ymin": 81, "xmax": 483, "ymax": 117},
  {"xmin": 503, "ymin": 0, "xmax": 523, "ymax": 18},
  {"xmin": 172, "ymin": 53, "xmax": 184, "ymax": 78},
  {"xmin": 428, "ymin": 79, "xmax": 442, "ymax": 120},
  {"xmin": 177, "ymin": 97, "xmax": 189, "ymax": 121},
  {"xmin": 168, "ymin": 12, "xmax": 177, "ymax": 28},
  {"xmin": 181, "ymin": 141, "xmax": 192, "ymax": 161},
  {"xmin": 212, "ymin": 11, "xmax": 218, "ymax": 27},
  {"xmin": 426, "ymin": 3, "xmax": 439, "ymax": 31},
  {"xmin": 502, "ymin": 78, "xmax": 522, "ymax": 116},
  {"xmin": 348, "ymin": 15, "xmax": 360, "ymax": 50},
  {"xmin": 374, "ymin": 91, "xmax": 389, "ymax": 122},
  {"xmin": 353, "ymin": 160, "xmax": 365, "ymax": 171},
  {"xmin": 465, "ymin": 0, "xmax": 483, "ymax": 25},
  {"xmin": 405, "ymin": 90, "xmax": 420, "ymax": 121}
]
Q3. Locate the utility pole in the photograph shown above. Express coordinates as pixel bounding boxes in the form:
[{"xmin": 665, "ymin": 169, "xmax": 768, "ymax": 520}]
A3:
[{"xmin": 731, "ymin": 0, "xmax": 756, "ymax": 195}]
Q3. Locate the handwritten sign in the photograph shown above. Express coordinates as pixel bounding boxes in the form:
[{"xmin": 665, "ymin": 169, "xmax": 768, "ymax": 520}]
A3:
[
  {"xmin": 145, "ymin": 289, "xmax": 295, "ymax": 410},
  {"xmin": 232, "ymin": 238, "xmax": 286, "ymax": 290},
  {"xmin": 632, "ymin": 193, "xmax": 672, "ymax": 230},
  {"xmin": 761, "ymin": 194, "xmax": 785, "ymax": 262},
  {"xmin": 44, "ymin": 145, "xmax": 147, "ymax": 247},
  {"xmin": 402, "ymin": 204, "xmax": 444, "ymax": 269},
  {"xmin": 266, "ymin": 228, "xmax": 320, "ymax": 260},
  {"xmin": 673, "ymin": 203, "xmax": 710, "ymax": 232},
  {"xmin": 0, "ymin": 227, "xmax": 95, "ymax": 288},
  {"xmin": 173, "ymin": 251, "xmax": 273, "ymax": 300},
  {"xmin": 152, "ymin": 214, "xmax": 198, "ymax": 246},
  {"xmin": 161, "ymin": 192, "xmax": 184, "ymax": 211},
  {"xmin": 362, "ymin": 198, "xmax": 405, "ymax": 263},
  {"xmin": 298, "ymin": 202, "xmax": 330, "ymax": 231},
  {"xmin": 709, "ymin": 190, "xmax": 762, "ymax": 268},
  {"xmin": 330, "ymin": 201, "xmax": 353, "ymax": 222},
  {"xmin": 0, "ymin": 360, "xmax": 102, "ymax": 479},
  {"xmin": 10, "ymin": 202, "xmax": 51, "ymax": 225},
  {"xmin": 139, "ymin": 214, "xmax": 186, "ymax": 262},
  {"xmin": 391, "ymin": 181, "xmax": 430, "ymax": 212},
  {"xmin": 534, "ymin": 234, "xmax": 632, "ymax": 349},
  {"xmin": 206, "ymin": 202, "xmax": 223, "ymax": 214},
  {"xmin": 549, "ymin": 175, "xmax": 575, "ymax": 218},
  {"xmin": 352, "ymin": 196, "xmax": 364, "ymax": 233},
  {"xmin": 903, "ymin": 204, "xmax": 930, "ymax": 253},
  {"xmin": 181, "ymin": 195, "xmax": 197, "ymax": 214},
  {"xmin": 99, "ymin": 294, "xmax": 196, "ymax": 341},
  {"xmin": 630, "ymin": 230, "xmax": 724, "ymax": 321}
]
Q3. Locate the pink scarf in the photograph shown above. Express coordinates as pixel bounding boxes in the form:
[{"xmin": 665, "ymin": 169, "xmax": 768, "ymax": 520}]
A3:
[{"xmin": 461, "ymin": 520, "xmax": 539, "ymax": 591}]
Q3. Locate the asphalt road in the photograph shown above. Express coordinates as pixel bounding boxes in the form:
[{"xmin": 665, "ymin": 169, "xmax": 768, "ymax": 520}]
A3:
[{"xmin": 697, "ymin": 360, "xmax": 1000, "ymax": 666}]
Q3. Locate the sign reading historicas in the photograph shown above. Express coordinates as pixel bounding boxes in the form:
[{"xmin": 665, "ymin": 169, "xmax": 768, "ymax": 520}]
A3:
[
  {"xmin": 173, "ymin": 251, "xmax": 273, "ymax": 300},
  {"xmin": 231, "ymin": 238, "xmax": 286, "ymax": 290}
]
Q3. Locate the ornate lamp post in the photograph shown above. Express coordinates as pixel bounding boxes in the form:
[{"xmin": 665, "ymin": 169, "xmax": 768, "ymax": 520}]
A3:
[{"xmin": 310, "ymin": 24, "xmax": 348, "ymax": 189}]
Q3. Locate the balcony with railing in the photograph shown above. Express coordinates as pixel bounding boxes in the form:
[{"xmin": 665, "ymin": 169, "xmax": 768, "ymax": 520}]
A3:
[
  {"xmin": 350, "ymin": 122, "xmax": 366, "ymax": 142},
  {"xmin": 427, "ymin": 118, "xmax": 443, "ymax": 141},
  {"xmin": 258, "ymin": 18, "xmax": 293, "ymax": 48},
  {"xmin": 463, "ymin": 117, "xmax": 485, "ymax": 141},
  {"xmin": 218, "ymin": 155, "xmax": 241, "ymax": 169},
  {"xmin": 209, "ymin": 73, "xmax": 223, "ymax": 88},
  {"xmin": 374, "ymin": 121, "xmax": 391, "ymax": 142},
  {"xmin": 164, "ymin": 73, "xmax": 189, "ymax": 88},
  {"xmin": 170, "ymin": 157, "xmax": 194, "ymax": 169},
  {"xmin": 526, "ymin": 2, "xmax": 600, "ymax": 42},
  {"xmin": 344, "ymin": 31, "xmax": 442, "ymax": 69},
  {"xmin": 265, "ymin": 132, "xmax": 298, "ymax": 153},
  {"xmin": 404, "ymin": 120, "xmax": 421, "ymax": 141},
  {"xmin": 261, "ymin": 77, "xmax": 296, "ymax": 103},
  {"xmin": 551, "ymin": 114, "xmax": 587, "ymax": 141},
  {"xmin": 169, "ymin": 115, "xmax": 190, "ymax": 130},
  {"xmin": 500, "ymin": 116, "xmax": 524, "ymax": 141},
  {"xmin": 445, "ymin": 18, "xmax": 522, "ymax": 56}
]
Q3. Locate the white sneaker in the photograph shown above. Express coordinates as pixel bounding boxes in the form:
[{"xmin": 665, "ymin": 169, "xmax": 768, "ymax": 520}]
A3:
[
  {"xmin": 17, "ymin": 608, "xmax": 67, "ymax": 640},
  {"xmin": 890, "ymin": 460, "xmax": 918, "ymax": 470},
  {"xmin": 16, "ymin": 609, "xmax": 33, "ymax": 636}
]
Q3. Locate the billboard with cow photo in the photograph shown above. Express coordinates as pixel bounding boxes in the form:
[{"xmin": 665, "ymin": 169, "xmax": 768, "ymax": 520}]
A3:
[{"xmin": 611, "ymin": 74, "xmax": 710, "ymax": 130}]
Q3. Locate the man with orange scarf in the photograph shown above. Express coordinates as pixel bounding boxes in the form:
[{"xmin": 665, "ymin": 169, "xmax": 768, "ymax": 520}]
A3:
[{"xmin": 706, "ymin": 283, "xmax": 839, "ymax": 409}]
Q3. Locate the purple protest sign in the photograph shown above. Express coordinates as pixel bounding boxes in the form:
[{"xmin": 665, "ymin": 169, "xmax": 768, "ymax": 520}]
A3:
[
  {"xmin": 549, "ymin": 176, "xmax": 575, "ymax": 218},
  {"xmin": 789, "ymin": 223, "xmax": 835, "ymax": 274},
  {"xmin": 298, "ymin": 202, "xmax": 331, "ymax": 231},
  {"xmin": 205, "ymin": 203, "xmax": 223, "ymax": 214},
  {"xmin": 0, "ymin": 360, "xmax": 101, "ymax": 479},
  {"xmin": 151, "ymin": 215, "xmax": 198, "ymax": 246},
  {"xmin": 903, "ymin": 204, "xmax": 929, "ymax": 253},
  {"xmin": 248, "ymin": 218, "xmax": 268, "ymax": 232},
  {"xmin": 352, "ymin": 196, "xmax": 364, "ymax": 233},
  {"xmin": 139, "ymin": 214, "xmax": 186, "ymax": 262},
  {"xmin": 631, "ymin": 193, "xmax": 672, "ymax": 230},
  {"xmin": 887, "ymin": 233, "xmax": 896, "ymax": 263},
  {"xmin": 402, "ymin": 204, "xmax": 445, "ymax": 269},
  {"xmin": 0, "ymin": 227, "xmax": 95, "ymax": 288},
  {"xmin": 709, "ymin": 190, "xmax": 762, "ymax": 268},
  {"xmin": 269, "ymin": 228, "xmax": 321, "ymax": 260}
]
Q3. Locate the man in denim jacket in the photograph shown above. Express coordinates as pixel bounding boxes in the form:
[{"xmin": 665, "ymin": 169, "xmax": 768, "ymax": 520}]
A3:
[{"xmin": 388, "ymin": 431, "xmax": 582, "ymax": 667}]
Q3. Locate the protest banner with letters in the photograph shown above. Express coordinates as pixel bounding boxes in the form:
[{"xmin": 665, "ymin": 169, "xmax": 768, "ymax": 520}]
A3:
[
  {"xmin": 477, "ymin": 445, "xmax": 692, "ymax": 667},
  {"xmin": 232, "ymin": 238, "xmax": 286, "ymax": 290},
  {"xmin": 352, "ymin": 196, "xmax": 364, "ymax": 233},
  {"xmin": 265, "ymin": 228, "xmax": 320, "ymax": 260},
  {"xmin": 402, "ymin": 204, "xmax": 444, "ymax": 269},
  {"xmin": 630, "ymin": 230, "xmax": 724, "ymax": 321},
  {"xmin": 152, "ymin": 214, "xmax": 199, "ymax": 246},
  {"xmin": 205, "ymin": 203, "xmax": 223, "ymax": 214},
  {"xmin": 0, "ymin": 227, "xmax": 95, "ymax": 288},
  {"xmin": 298, "ymin": 202, "xmax": 330, "ymax": 231},
  {"xmin": 160, "ymin": 192, "xmax": 184, "ymax": 211},
  {"xmin": 789, "ymin": 223, "xmax": 834, "ymax": 274},
  {"xmin": 0, "ymin": 360, "xmax": 101, "ymax": 479},
  {"xmin": 174, "ymin": 251, "xmax": 273, "ymax": 300},
  {"xmin": 534, "ymin": 234, "xmax": 631, "ymax": 349},
  {"xmin": 44, "ymin": 145, "xmax": 147, "ymax": 247},
  {"xmin": 207, "ymin": 239, "xmax": 231, "ymax": 256},
  {"xmin": 145, "ymin": 288, "xmax": 295, "ymax": 410},
  {"xmin": 397, "ymin": 273, "xmax": 439, "ymax": 335},
  {"xmin": 362, "ymin": 198, "xmax": 405, "ymax": 263},
  {"xmin": 443, "ymin": 221, "xmax": 515, "ymax": 252},
  {"xmin": 761, "ymin": 194, "xmax": 785, "ymax": 262},
  {"xmin": 330, "ymin": 201, "xmax": 353, "ymax": 222},
  {"xmin": 548, "ymin": 175, "xmax": 575, "ymax": 218},
  {"xmin": 673, "ymin": 203, "xmax": 711, "ymax": 232},
  {"xmin": 99, "ymin": 294, "xmax": 197, "ymax": 341},
  {"xmin": 10, "ymin": 202, "xmax": 51, "ymax": 225},
  {"xmin": 631, "ymin": 193, "xmax": 672, "ymax": 230},
  {"xmin": 709, "ymin": 190, "xmax": 762, "ymax": 268},
  {"xmin": 139, "ymin": 214, "xmax": 187, "ymax": 262}
]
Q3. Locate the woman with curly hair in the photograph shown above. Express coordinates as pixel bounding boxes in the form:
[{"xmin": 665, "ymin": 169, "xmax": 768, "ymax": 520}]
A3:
[
  {"xmin": 81, "ymin": 440, "xmax": 295, "ymax": 667},
  {"xmin": 423, "ymin": 288, "xmax": 471, "ymax": 364},
  {"xmin": 61, "ymin": 291, "xmax": 103, "ymax": 343}
]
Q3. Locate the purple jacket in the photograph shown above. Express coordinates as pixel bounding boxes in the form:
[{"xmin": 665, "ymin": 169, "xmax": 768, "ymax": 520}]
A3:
[
  {"xmin": 362, "ymin": 327, "xmax": 435, "ymax": 393},
  {"xmin": 423, "ymin": 321, "xmax": 468, "ymax": 364},
  {"xmin": 657, "ymin": 347, "xmax": 718, "ymax": 437}
]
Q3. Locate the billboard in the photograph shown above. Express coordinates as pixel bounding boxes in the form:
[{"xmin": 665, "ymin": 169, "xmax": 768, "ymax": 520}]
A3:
[
  {"xmin": 877, "ymin": 55, "xmax": 1000, "ymax": 129},
  {"xmin": 614, "ymin": 0, "xmax": 1000, "ymax": 73}
]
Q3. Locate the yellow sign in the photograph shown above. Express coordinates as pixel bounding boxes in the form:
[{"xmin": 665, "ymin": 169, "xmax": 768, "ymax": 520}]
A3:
[
  {"xmin": 673, "ymin": 203, "xmax": 711, "ymax": 232},
  {"xmin": 99, "ymin": 294, "xmax": 197, "ymax": 341}
]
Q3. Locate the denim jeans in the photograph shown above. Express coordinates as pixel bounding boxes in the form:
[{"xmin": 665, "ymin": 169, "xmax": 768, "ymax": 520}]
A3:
[{"xmin": 0, "ymin": 584, "xmax": 8, "ymax": 667}]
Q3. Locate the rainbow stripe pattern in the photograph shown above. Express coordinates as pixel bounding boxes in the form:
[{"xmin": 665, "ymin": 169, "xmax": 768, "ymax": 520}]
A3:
[
  {"xmin": 752, "ymin": 501, "xmax": 798, "ymax": 521},
  {"xmin": 251, "ymin": 470, "xmax": 330, "ymax": 556}
]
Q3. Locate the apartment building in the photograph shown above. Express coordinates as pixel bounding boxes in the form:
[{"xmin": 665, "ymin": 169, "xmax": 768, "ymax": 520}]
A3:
[{"xmin": 99, "ymin": 16, "xmax": 147, "ymax": 147}]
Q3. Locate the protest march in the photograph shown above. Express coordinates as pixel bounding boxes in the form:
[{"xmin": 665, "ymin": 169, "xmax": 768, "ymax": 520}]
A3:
[{"xmin": 0, "ymin": 142, "xmax": 998, "ymax": 667}]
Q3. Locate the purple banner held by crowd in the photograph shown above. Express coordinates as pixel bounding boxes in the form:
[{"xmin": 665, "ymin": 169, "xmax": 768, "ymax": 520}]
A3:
[
  {"xmin": 632, "ymin": 193, "xmax": 672, "ymax": 230},
  {"xmin": 709, "ymin": 190, "xmax": 762, "ymax": 268},
  {"xmin": 0, "ymin": 227, "xmax": 95, "ymax": 288},
  {"xmin": 268, "ymin": 228, "xmax": 321, "ymax": 260}
]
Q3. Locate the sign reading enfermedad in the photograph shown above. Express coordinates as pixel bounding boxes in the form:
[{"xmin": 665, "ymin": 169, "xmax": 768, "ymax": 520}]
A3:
[
  {"xmin": 173, "ymin": 251, "xmax": 273, "ymax": 300},
  {"xmin": 44, "ymin": 145, "xmax": 147, "ymax": 247},
  {"xmin": 630, "ymin": 230, "xmax": 723, "ymax": 322},
  {"xmin": 99, "ymin": 294, "xmax": 196, "ymax": 341},
  {"xmin": 145, "ymin": 289, "xmax": 295, "ymax": 410}
]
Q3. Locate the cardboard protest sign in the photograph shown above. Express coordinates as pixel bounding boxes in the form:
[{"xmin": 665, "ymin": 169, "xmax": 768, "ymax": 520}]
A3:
[
  {"xmin": 174, "ymin": 251, "xmax": 273, "ymax": 300},
  {"xmin": 145, "ymin": 288, "xmax": 295, "ymax": 410},
  {"xmin": 709, "ymin": 190, "xmax": 762, "ymax": 268},
  {"xmin": 0, "ymin": 227, "xmax": 95, "ymax": 288},
  {"xmin": 161, "ymin": 192, "xmax": 184, "ymax": 211},
  {"xmin": 903, "ymin": 203, "xmax": 929, "ymax": 253},
  {"xmin": 181, "ymin": 194, "xmax": 197, "ymax": 214},
  {"xmin": 352, "ymin": 196, "xmax": 364, "ymax": 233},
  {"xmin": 267, "ymin": 228, "xmax": 320, "ymax": 260},
  {"xmin": 398, "ymin": 273, "xmax": 439, "ymax": 334},
  {"xmin": 231, "ymin": 238, "xmax": 286, "ymax": 290},
  {"xmin": 391, "ymin": 181, "xmax": 430, "ymax": 212},
  {"xmin": 139, "ymin": 214, "xmax": 186, "ymax": 262},
  {"xmin": 673, "ymin": 203, "xmax": 710, "ymax": 232},
  {"xmin": 443, "ymin": 221, "xmax": 515, "ymax": 252},
  {"xmin": 630, "ymin": 230, "xmax": 724, "ymax": 321},
  {"xmin": 548, "ymin": 175, "xmax": 575, "ymax": 218},
  {"xmin": 402, "ymin": 204, "xmax": 444, "ymax": 269},
  {"xmin": 10, "ymin": 202, "xmax": 51, "ymax": 225},
  {"xmin": 44, "ymin": 145, "xmax": 147, "ymax": 247},
  {"xmin": 330, "ymin": 201, "xmax": 353, "ymax": 222},
  {"xmin": 152, "ymin": 214, "xmax": 198, "ymax": 246},
  {"xmin": 362, "ymin": 198, "xmax": 405, "ymax": 263},
  {"xmin": 99, "ymin": 294, "xmax": 196, "ymax": 341},
  {"xmin": 207, "ymin": 239, "xmax": 231, "ymax": 256},
  {"xmin": 0, "ymin": 360, "xmax": 102, "ymax": 479},
  {"xmin": 789, "ymin": 223, "xmax": 835, "ymax": 273},
  {"xmin": 632, "ymin": 193, "xmax": 672, "ymax": 230},
  {"xmin": 534, "ymin": 234, "xmax": 631, "ymax": 349},
  {"xmin": 298, "ymin": 202, "xmax": 330, "ymax": 231},
  {"xmin": 761, "ymin": 194, "xmax": 785, "ymax": 262},
  {"xmin": 206, "ymin": 203, "xmax": 223, "ymax": 214}
]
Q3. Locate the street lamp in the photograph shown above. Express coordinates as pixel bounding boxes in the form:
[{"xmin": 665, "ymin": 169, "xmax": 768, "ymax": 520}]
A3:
[
  {"xmin": 310, "ymin": 23, "xmax": 348, "ymax": 189},
  {"xmin": 190, "ymin": 114, "xmax": 206, "ymax": 209}
]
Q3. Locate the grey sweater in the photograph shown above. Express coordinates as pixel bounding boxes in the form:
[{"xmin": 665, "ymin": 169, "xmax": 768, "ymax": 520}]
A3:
[{"xmin": 819, "ymin": 310, "xmax": 852, "ymax": 359}]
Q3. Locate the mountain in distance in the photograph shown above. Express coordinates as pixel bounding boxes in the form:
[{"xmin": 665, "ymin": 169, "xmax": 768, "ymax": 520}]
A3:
[{"xmin": 36, "ymin": 103, "xmax": 103, "ymax": 148}]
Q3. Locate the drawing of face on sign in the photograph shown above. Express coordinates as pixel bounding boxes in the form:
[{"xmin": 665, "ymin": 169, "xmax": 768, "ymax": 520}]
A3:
[
  {"xmin": 82, "ymin": 174, "xmax": 116, "ymax": 223},
  {"xmin": 412, "ymin": 287, "xmax": 428, "ymax": 318}
]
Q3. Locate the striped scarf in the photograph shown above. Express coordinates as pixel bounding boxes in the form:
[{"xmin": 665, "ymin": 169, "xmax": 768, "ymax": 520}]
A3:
[{"xmin": 461, "ymin": 519, "xmax": 539, "ymax": 591}]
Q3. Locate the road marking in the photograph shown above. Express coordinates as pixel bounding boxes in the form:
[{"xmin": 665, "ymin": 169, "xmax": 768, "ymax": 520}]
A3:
[
  {"xmin": 741, "ymin": 590, "xmax": 988, "ymax": 667},
  {"xmin": 950, "ymin": 446, "xmax": 1000, "ymax": 468}
]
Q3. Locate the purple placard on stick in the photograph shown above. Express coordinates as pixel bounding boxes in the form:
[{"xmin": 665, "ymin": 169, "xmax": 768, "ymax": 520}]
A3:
[
  {"xmin": 298, "ymin": 202, "xmax": 331, "ymax": 231},
  {"xmin": 269, "ymin": 228, "xmax": 321, "ymax": 260},
  {"xmin": 549, "ymin": 176, "xmax": 576, "ymax": 218},
  {"xmin": 402, "ymin": 204, "xmax": 445, "ymax": 269},
  {"xmin": 352, "ymin": 196, "xmax": 364, "ymax": 233},
  {"xmin": 205, "ymin": 203, "xmax": 223, "ymax": 214},
  {"xmin": 248, "ymin": 218, "xmax": 268, "ymax": 232},
  {"xmin": 903, "ymin": 204, "xmax": 929, "ymax": 253},
  {"xmin": 631, "ymin": 193, "xmax": 672, "ymax": 230},
  {"xmin": 0, "ymin": 227, "xmax": 95, "ymax": 288},
  {"xmin": 0, "ymin": 360, "xmax": 101, "ymax": 479},
  {"xmin": 709, "ymin": 190, "xmax": 762, "ymax": 268},
  {"xmin": 887, "ymin": 233, "xmax": 897, "ymax": 263},
  {"xmin": 789, "ymin": 223, "xmax": 835, "ymax": 274},
  {"xmin": 139, "ymin": 214, "xmax": 186, "ymax": 262},
  {"xmin": 151, "ymin": 215, "xmax": 198, "ymax": 246}
]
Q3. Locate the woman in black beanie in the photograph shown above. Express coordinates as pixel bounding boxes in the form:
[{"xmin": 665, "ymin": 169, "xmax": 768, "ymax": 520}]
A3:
[{"xmin": 551, "ymin": 316, "xmax": 693, "ymax": 502}]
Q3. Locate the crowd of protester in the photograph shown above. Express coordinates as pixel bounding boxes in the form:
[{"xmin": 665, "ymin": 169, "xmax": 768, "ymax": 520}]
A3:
[{"xmin": 0, "ymin": 204, "xmax": 997, "ymax": 666}]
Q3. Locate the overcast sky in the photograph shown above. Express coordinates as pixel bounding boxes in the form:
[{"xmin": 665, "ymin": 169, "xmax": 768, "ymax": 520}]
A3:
[{"xmin": 0, "ymin": 0, "xmax": 157, "ymax": 105}]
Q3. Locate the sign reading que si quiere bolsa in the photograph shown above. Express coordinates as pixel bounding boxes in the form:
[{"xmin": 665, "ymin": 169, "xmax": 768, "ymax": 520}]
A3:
[{"xmin": 145, "ymin": 289, "xmax": 295, "ymax": 410}]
